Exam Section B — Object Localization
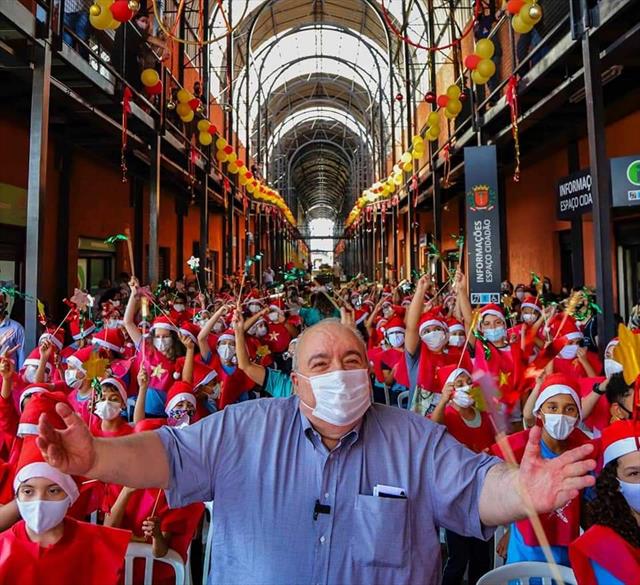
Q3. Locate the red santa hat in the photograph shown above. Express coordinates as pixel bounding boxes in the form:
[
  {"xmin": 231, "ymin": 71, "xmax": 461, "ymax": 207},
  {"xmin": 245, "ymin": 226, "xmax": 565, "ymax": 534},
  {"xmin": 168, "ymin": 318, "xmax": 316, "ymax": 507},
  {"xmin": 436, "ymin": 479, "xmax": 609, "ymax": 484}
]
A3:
[
  {"xmin": 446, "ymin": 318, "xmax": 465, "ymax": 335},
  {"xmin": 520, "ymin": 295, "xmax": 542, "ymax": 314},
  {"xmin": 479, "ymin": 304, "xmax": 505, "ymax": 323},
  {"xmin": 39, "ymin": 328, "xmax": 65, "ymax": 351},
  {"xmin": 18, "ymin": 384, "xmax": 49, "ymax": 413},
  {"xmin": 18, "ymin": 391, "xmax": 69, "ymax": 438},
  {"xmin": 192, "ymin": 361, "xmax": 218, "ymax": 389},
  {"xmin": 164, "ymin": 381, "xmax": 197, "ymax": 414},
  {"xmin": 438, "ymin": 365, "xmax": 471, "ymax": 387},
  {"xmin": 92, "ymin": 328, "xmax": 125, "ymax": 354},
  {"xmin": 268, "ymin": 298, "xmax": 286, "ymax": 312},
  {"xmin": 178, "ymin": 321, "xmax": 200, "ymax": 344},
  {"xmin": 602, "ymin": 420, "xmax": 640, "ymax": 467},
  {"xmin": 134, "ymin": 418, "xmax": 166, "ymax": 433},
  {"xmin": 550, "ymin": 316, "xmax": 584, "ymax": 353},
  {"xmin": 66, "ymin": 346, "xmax": 93, "ymax": 374},
  {"xmin": 14, "ymin": 437, "xmax": 79, "ymax": 503},
  {"xmin": 354, "ymin": 308, "xmax": 369, "ymax": 326},
  {"xmin": 100, "ymin": 377, "xmax": 128, "ymax": 404},
  {"xmin": 68, "ymin": 315, "xmax": 96, "ymax": 341},
  {"xmin": 532, "ymin": 373, "xmax": 582, "ymax": 419},
  {"xmin": 418, "ymin": 311, "xmax": 448, "ymax": 337},
  {"xmin": 22, "ymin": 347, "xmax": 54, "ymax": 375},
  {"xmin": 384, "ymin": 316, "xmax": 405, "ymax": 336},
  {"xmin": 150, "ymin": 315, "xmax": 178, "ymax": 334},
  {"xmin": 217, "ymin": 329, "xmax": 235, "ymax": 345},
  {"xmin": 401, "ymin": 295, "xmax": 413, "ymax": 307}
]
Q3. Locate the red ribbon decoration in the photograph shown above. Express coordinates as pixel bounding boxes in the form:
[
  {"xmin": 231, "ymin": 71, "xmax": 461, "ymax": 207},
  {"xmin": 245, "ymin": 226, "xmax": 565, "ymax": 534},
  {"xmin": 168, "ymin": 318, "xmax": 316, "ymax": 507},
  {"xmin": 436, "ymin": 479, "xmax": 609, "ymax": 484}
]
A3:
[
  {"xmin": 506, "ymin": 75, "xmax": 521, "ymax": 182},
  {"xmin": 412, "ymin": 174, "xmax": 419, "ymax": 208},
  {"xmin": 121, "ymin": 87, "xmax": 132, "ymax": 183}
]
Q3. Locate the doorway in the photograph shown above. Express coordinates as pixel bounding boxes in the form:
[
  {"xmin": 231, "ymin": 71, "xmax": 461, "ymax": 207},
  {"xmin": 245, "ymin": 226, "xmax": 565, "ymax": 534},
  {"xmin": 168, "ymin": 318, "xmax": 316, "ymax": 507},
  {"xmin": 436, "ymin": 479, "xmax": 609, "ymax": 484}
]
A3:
[{"xmin": 615, "ymin": 221, "xmax": 640, "ymax": 321}]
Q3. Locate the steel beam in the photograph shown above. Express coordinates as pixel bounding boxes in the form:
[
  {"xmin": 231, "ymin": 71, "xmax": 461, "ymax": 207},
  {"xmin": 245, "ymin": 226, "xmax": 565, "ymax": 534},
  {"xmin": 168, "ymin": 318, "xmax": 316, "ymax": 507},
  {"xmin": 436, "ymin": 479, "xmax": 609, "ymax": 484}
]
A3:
[{"xmin": 148, "ymin": 132, "xmax": 161, "ymax": 284}]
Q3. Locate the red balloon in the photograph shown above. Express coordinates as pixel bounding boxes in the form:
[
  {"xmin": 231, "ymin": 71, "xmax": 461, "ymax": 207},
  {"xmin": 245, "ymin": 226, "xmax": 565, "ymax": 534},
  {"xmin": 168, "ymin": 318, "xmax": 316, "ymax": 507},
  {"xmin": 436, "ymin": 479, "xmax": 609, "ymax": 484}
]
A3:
[
  {"xmin": 506, "ymin": 0, "xmax": 526, "ymax": 15},
  {"xmin": 208, "ymin": 124, "xmax": 217, "ymax": 135},
  {"xmin": 424, "ymin": 91, "xmax": 436, "ymax": 104},
  {"xmin": 464, "ymin": 54, "xmax": 481, "ymax": 70},
  {"xmin": 223, "ymin": 145, "xmax": 234, "ymax": 155},
  {"xmin": 145, "ymin": 80, "xmax": 162, "ymax": 96},
  {"xmin": 245, "ymin": 172, "xmax": 253, "ymax": 180},
  {"xmin": 236, "ymin": 160, "xmax": 245, "ymax": 168},
  {"xmin": 188, "ymin": 98, "xmax": 201, "ymax": 111},
  {"xmin": 110, "ymin": 0, "xmax": 134, "ymax": 22},
  {"xmin": 436, "ymin": 94, "xmax": 449, "ymax": 108}
]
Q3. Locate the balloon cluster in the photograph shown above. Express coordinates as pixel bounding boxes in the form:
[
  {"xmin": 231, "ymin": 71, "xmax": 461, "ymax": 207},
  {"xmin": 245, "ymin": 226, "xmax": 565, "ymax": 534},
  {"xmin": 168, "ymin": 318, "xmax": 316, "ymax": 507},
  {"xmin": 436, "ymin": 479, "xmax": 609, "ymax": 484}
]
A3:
[
  {"xmin": 175, "ymin": 88, "xmax": 202, "ymax": 123},
  {"xmin": 436, "ymin": 85, "xmax": 463, "ymax": 120},
  {"xmin": 196, "ymin": 120, "xmax": 217, "ymax": 146},
  {"xmin": 464, "ymin": 38, "xmax": 496, "ymax": 86},
  {"xmin": 507, "ymin": 0, "xmax": 543, "ymax": 34},
  {"xmin": 140, "ymin": 68, "xmax": 162, "ymax": 96},
  {"xmin": 89, "ymin": 0, "xmax": 139, "ymax": 30}
]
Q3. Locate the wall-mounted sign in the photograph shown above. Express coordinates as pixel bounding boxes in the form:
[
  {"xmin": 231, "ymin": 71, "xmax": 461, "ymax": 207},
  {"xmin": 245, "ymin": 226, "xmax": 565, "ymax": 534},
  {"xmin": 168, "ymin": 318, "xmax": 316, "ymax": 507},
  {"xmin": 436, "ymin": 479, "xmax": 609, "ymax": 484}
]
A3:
[
  {"xmin": 611, "ymin": 156, "xmax": 640, "ymax": 207},
  {"xmin": 557, "ymin": 170, "xmax": 592, "ymax": 219}
]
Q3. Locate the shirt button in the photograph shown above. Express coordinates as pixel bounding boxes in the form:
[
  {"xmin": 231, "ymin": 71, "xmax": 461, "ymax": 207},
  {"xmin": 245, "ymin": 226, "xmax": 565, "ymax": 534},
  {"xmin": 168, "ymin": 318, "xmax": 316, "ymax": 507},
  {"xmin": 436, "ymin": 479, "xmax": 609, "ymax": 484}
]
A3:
[
  {"xmin": 324, "ymin": 493, "xmax": 329, "ymax": 499},
  {"xmin": 320, "ymin": 536, "xmax": 326, "ymax": 544}
]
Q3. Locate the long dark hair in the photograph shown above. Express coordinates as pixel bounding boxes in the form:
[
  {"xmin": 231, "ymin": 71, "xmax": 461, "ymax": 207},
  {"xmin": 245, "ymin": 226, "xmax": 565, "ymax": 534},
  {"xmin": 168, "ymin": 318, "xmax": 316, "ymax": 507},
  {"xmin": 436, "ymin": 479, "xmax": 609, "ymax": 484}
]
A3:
[{"xmin": 588, "ymin": 460, "xmax": 640, "ymax": 547}]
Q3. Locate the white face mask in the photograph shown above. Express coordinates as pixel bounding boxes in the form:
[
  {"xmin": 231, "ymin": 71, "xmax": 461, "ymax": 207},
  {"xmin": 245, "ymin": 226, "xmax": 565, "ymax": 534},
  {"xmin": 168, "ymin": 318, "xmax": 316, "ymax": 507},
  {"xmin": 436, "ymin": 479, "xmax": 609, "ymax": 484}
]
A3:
[
  {"xmin": 111, "ymin": 300, "xmax": 121, "ymax": 308},
  {"xmin": 387, "ymin": 332, "xmax": 405, "ymax": 348},
  {"xmin": 382, "ymin": 307, "xmax": 393, "ymax": 319},
  {"xmin": 173, "ymin": 304, "xmax": 185, "ymax": 312},
  {"xmin": 154, "ymin": 337, "xmax": 172, "ymax": 353},
  {"xmin": 422, "ymin": 330, "xmax": 446, "ymax": 351},
  {"xmin": 256, "ymin": 324, "xmax": 268, "ymax": 337},
  {"xmin": 299, "ymin": 368, "xmax": 371, "ymax": 427},
  {"xmin": 217, "ymin": 344, "xmax": 235, "ymax": 363},
  {"xmin": 17, "ymin": 497, "xmax": 70, "ymax": 534},
  {"xmin": 542, "ymin": 413, "xmax": 577, "ymax": 440},
  {"xmin": 23, "ymin": 366, "xmax": 38, "ymax": 384},
  {"xmin": 453, "ymin": 387, "xmax": 474, "ymax": 408},
  {"xmin": 483, "ymin": 327, "xmax": 506, "ymax": 343},
  {"xmin": 522, "ymin": 313, "xmax": 537, "ymax": 324},
  {"xmin": 619, "ymin": 479, "xmax": 640, "ymax": 513},
  {"xmin": 516, "ymin": 291, "xmax": 525, "ymax": 301},
  {"xmin": 604, "ymin": 358, "xmax": 624, "ymax": 378},
  {"xmin": 64, "ymin": 369, "xmax": 83, "ymax": 389},
  {"xmin": 268, "ymin": 311, "xmax": 279, "ymax": 322},
  {"xmin": 559, "ymin": 344, "xmax": 579, "ymax": 360},
  {"xmin": 248, "ymin": 303, "xmax": 261, "ymax": 314},
  {"xmin": 95, "ymin": 400, "xmax": 122, "ymax": 421},
  {"xmin": 448, "ymin": 334, "xmax": 465, "ymax": 348},
  {"xmin": 213, "ymin": 320, "xmax": 225, "ymax": 334}
]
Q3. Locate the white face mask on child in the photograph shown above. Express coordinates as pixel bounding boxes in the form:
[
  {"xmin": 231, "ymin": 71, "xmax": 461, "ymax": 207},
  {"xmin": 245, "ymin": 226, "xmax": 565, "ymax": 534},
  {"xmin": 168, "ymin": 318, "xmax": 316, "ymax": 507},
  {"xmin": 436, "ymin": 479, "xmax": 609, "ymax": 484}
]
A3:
[{"xmin": 17, "ymin": 498, "xmax": 70, "ymax": 534}]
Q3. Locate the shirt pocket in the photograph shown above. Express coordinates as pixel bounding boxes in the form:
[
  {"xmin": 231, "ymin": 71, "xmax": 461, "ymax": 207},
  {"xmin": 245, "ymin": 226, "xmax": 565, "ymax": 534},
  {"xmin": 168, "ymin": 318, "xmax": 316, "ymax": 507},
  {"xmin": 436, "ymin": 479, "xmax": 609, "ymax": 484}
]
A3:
[{"xmin": 351, "ymin": 494, "xmax": 410, "ymax": 568}]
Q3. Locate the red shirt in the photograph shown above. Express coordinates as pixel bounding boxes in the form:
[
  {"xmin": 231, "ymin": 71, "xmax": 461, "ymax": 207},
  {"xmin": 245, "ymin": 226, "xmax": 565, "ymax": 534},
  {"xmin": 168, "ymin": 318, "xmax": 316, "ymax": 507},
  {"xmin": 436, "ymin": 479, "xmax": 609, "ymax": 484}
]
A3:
[
  {"xmin": 443, "ymin": 406, "xmax": 495, "ymax": 453},
  {"xmin": 266, "ymin": 322, "xmax": 292, "ymax": 354}
]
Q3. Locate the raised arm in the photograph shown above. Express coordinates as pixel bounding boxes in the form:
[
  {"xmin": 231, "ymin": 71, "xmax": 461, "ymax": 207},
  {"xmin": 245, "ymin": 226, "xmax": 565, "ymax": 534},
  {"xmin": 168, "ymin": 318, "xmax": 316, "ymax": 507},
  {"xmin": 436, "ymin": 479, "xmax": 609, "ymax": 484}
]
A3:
[
  {"xmin": 197, "ymin": 304, "xmax": 230, "ymax": 357},
  {"xmin": 455, "ymin": 271, "xmax": 475, "ymax": 347},
  {"xmin": 133, "ymin": 368, "xmax": 149, "ymax": 424},
  {"xmin": 179, "ymin": 334, "xmax": 195, "ymax": 383},
  {"xmin": 243, "ymin": 307, "xmax": 270, "ymax": 332},
  {"xmin": 405, "ymin": 275, "xmax": 431, "ymax": 356},
  {"xmin": 233, "ymin": 311, "xmax": 266, "ymax": 386},
  {"xmin": 124, "ymin": 277, "xmax": 142, "ymax": 346}
]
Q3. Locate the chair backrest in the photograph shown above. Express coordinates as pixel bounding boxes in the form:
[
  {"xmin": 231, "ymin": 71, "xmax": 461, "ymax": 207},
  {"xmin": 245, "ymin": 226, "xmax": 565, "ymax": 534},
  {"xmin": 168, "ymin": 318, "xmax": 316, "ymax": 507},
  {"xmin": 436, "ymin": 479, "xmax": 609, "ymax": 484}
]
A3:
[
  {"xmin": 202, "ymin": 501, "xmax": 215, "ymax": 582},
  {"xmin": 476, "ymin": 561, "xmax": 577, "ymax": 585},
  {"xmin": 124, "ymin": 542, "xmax": 186, "ymax": 585},
  {"xmin": 397, "ymin": 390, "xmax": 409, "ymax": 409}
]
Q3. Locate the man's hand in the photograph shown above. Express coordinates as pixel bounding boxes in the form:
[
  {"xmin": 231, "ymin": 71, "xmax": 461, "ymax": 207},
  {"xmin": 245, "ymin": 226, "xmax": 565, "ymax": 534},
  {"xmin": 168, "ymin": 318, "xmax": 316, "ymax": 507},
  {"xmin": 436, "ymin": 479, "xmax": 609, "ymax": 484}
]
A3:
[
  {"xmin": 340, "ymin": 307, "xmax": 355, "ymax": 328},
  {"xmin": 36, "ymin": 402, "xmax": 96, "ymax": 476},
  {"xmin": 518, "ymin": 426, "xmax": 596, "ymax": 514}
]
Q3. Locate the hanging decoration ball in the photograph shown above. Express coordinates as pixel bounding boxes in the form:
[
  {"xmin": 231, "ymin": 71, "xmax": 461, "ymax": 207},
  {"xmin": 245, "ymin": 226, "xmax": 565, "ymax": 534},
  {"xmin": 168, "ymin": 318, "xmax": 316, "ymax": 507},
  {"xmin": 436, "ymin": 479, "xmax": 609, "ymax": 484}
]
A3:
[
  {"xmin": 166, "ymin": 100, "xmax": 176, "ymax": 111},
  {"xmin": 395, "ymin": 93, "xmax": 404, "ymax": 101},
  {"xmin": 140, "ymin": 68, "xmax": 159, "ymax": 87},
  {"xmin": 445, "ymin": 99, "xmax": 462, "ymax": 116},
  {"xmin": 176, "ymin": 102, "xmax": 191, "ymax": 117},
  {"xmin": 446, "ymin": 84, "xmax": 461, "ymax": 100},
  {"xmin": 471, "ymin": 69, "xmax": 490, "ymax": 85},
  {"xmin": 223, "ymin": 145, "xmax": 234, "ymax": 155},
  {"xmin": 427, "ymin": 112, "xmax": 440, "ymax": 126},
  {"xmin": 401, "ymin": 152, "xmax": 412, "ymax": 165},
  {"xmin": 145, "ymin": 80, "xmax": 162, "ymax": 96},
  {"xmin": 198, "ymin": 132, "xmax": 213, "ymax": 146},
  {"xmin": 215, "ymin": 137, "xmax": 227, "ymax": 150},
  {"xmin": 110, "ymin": 0, "xmax": 134, "ymax": 22},
  {"xmin": 526, "ymin": 2, "xmax": 543, "ymax": 24},
  {"xmin": 127, "ymin": 0, "xmax": 140, "ymax": 10},
  {"xmin": 197, "ymin": 119, "xmax": 210, "ymax": 133},
  {"xmin": 506, "ymin": 0, "xmax": 525, "ymax": 14},
  {"xmin": 436, "ymin": 94, "xmax": 449, "ymax": 108},
  {"xmin": 215, "ymin": 150, "xmax": 228, "ymax": 163},
  {"xmin": 424, "ymin": 91, "xmax": 436, "ymax": 104},
  {"xmin": 475, "ymin": 38, "xmax": 495, "ymax": 60},
  {"xmin": 196, "ymin": 103, "xmax": 205, "ymax": 114},
  {"xmin": 512, "ymin": 14, "xmax": 533, "ymax": 34},
  {"xmin": 180, "ymin": 110, "xmax": 194, "ymax": 123},
  {"xmin": 476, "ymin": 58, "xmax": 496, "ymax": 79},
  {"xmin": 89, "ymin": 4, "xmax": 101, "ymax": 16},
  {"xmin": 177, "ymin": 88, "xmax": 192, "ymax": 104},
  {"xmin": 464, "ymin": 54, "xmax": 481, "ymax": 70},
  {"xmin": 459, "ymin": 90, "xmax": 468, "ymax": 103}
]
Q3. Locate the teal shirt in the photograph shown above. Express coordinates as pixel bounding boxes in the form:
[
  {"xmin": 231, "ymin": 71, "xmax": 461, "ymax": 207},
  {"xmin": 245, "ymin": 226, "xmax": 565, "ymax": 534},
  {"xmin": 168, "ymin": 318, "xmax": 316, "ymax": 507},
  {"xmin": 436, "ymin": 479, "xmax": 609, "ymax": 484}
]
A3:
[
  {"xmin": 263, "ymin": 368, "xmax": 293, "ymax": 398},
  {"xmin": 299, "ymin": 307, "xmax": 339, "ymax": 326}
]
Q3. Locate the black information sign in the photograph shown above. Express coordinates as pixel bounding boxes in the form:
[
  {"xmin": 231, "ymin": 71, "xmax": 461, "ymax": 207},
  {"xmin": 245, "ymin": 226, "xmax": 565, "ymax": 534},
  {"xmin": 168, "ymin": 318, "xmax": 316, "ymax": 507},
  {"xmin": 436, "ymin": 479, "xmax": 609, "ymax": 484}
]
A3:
[
  {"xmin": 557, "ymin": 169, "xmax": 592, "ymax": 220},
  {"xmin": 464, "ymin": 146, "xmax": 502, "ymax": 305}
]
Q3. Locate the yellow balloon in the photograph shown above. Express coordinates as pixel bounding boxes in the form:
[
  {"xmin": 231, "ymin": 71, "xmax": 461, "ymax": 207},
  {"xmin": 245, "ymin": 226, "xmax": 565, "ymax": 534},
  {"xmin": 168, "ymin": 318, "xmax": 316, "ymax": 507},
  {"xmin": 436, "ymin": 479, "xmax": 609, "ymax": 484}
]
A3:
[
  {"xmin": 471, "ymin": 69, "xmax": 489, "ymax": 85},
  {"xmin": 393, "ymin": 173, "xmax": 403, "ymax": 186},
  {"xmin": 197, "ymin": 119, "xmax": 210, "ymax": 132},
  {"xmin": 140, "ymin": 68, "xmax": 159, "ymax": 88},
  {"xmin": 215, "ymin": 150, "xmax": 227, "ymax": 162},
  {"xmin": 446, "ymin": 99, "xmax": 462, "ymax": 116},
  {"xmin": 215, "ymin": 137, "xmax": 227, "ymax": 150},
  {"xmin": 401, "ymin": 152, "xmax": 412, "ymax": 165},
  {"xmin": 239, "ymin": 175, "xmax": 248, "ymax": 186},
  {"xmin": 475, "ymin": 38, "xmax": 495, "ymax": 60},
  {"xmin": 512, "ymin": 14, "xmax": 533, "ymax": 34},
  {"xmin": 176, "ymin": 103, "xmax": 191, "ymax": 117},
  {"xmin": 246, "ymin": 183, "xmax": 255, "ymax": 193},
  {"xmin": 427, "ymin": 112, "xmax": 440, "ymax": 126},
  {"xmin": 180, "ymin": 110, "xmax": 194, "ymax": 123},
  {"xmin": 177, "ymin": 89, "xmax": 192, "ymax": 104},
  {"xmin": 412, "ymin": 135, "xmax": 424, "ymax": 148},
  {"xmin": 198, "ymin": 131, "xmax": 212, "ymax": 146},
  {"xmin": 89, "ymin": 1, "xmax": 113, "ymax": 30},
  {"xmin": 426, "ymin": 126, "xmax": 440, "ymax": 141},
  {"xmin": 477, "ymin": 58, "xmax": 496, "ymax": 79},
  {"xmin": 402, "ymin": 161, "xmax": 413, "ymax": 173},
  {"xmin": 228, "ymin": 162, "xmax": 239, "ymax": 174},
  {"xmin": 227, "ymin": 152, "xmax": 237, "ymax": 164},
  {"xmin": 444, "ymin": 109, "xmax": 457, "ymax": 120},
  {"xmin": 412, "ymin": 148, "xmax": 424, "ymax": 160},
  {"xmin": 446, "ymin": 84, "xmax": 461, "ymax": 100}
]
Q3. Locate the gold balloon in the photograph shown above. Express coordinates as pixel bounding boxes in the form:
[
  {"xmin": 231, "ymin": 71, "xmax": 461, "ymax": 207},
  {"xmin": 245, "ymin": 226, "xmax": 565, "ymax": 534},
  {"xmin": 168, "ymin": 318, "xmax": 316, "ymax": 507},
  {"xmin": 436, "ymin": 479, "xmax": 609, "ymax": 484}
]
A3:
[
  {"xmin": 393, "ymin": 173, "xmax": 403, "ymax": 186},
  {"xmin": 446, "ymin": 84, "xmax": 461, "ymax": 100},
  {"xmin": 197, "ymin": 119, "xmax": 210, "ymax": 132},
  {"xmin": 445, "ymin": 99, "xmax": 462, "ymax": 116},
  {"xmin": 215, "ymin": 137, "xmax": 227, "ymax": 150},
  {"xmin": 427, "ymin": 112, "xmax": 440, "ymax": 127},
  {"xmin": 176, "ymin": 102, "xmax": 191, "ymax": 117},
  {"xmin": 475, "ymin": 38, "xmax": 495, "ymax": 59},
  {"xmin": 140, "ymin": 68, "xmax": 159, "ymax": 88},
  {"xmin": 228, "ymin": 162, "xmax": 239, "ymax": 174},
  {"xmin": 180, "ymin": 110, "xmax": 194, "ymax": 123},
  {"xmin": 215, "ymin": 150, "xmax": 228, "ymax": 162},
  {"xmin": 471, "ymin": 69, "xmax": 489, "ymax": 85},
  {"xmin": 512, "ymin": 14, "xmax": 533, "ymax": 34},
  {"xmin": 227, "ymin": 152, "xmax": 237, "ymax": 164},
  {"xmin": 177, "ymin": 88, "xmax": 192, "ymax": 104},
  {"xmin": 401, "ymin": 152, "xmax": 412, "ymax": 165},
  {"xmin": 198, "ymin": 131, "xmax": 213, "ymax": 146},
  {"xmin": 402, "ymin": 161, "xmax": 413, "ymax": 172},
  {"xmin": 128, "ymin": 0, "xmax": 140, "ymax": 10},
  {"xmin": 476, "ymin": 58, "xmax": 496, "ymax": 79},
  {"xmin": 426, "ymin": 126, "xmax": 440, "ymax": 141}
]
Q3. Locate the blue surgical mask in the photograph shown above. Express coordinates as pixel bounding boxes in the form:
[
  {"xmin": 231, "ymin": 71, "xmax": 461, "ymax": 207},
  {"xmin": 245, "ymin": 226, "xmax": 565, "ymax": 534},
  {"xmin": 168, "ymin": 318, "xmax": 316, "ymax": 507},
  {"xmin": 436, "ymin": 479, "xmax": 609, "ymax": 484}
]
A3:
[{"xmin": 483, "ymin": 327, "xmax": 506, "ymax": 343}]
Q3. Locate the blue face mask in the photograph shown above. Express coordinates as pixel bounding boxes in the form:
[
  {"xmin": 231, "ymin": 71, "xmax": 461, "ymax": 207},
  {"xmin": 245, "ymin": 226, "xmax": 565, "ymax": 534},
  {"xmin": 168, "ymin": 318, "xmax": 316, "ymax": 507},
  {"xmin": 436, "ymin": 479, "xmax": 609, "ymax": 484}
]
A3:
[{"xmin": 484, "ymin": 327, "xmax": 506, "ymax": 343}]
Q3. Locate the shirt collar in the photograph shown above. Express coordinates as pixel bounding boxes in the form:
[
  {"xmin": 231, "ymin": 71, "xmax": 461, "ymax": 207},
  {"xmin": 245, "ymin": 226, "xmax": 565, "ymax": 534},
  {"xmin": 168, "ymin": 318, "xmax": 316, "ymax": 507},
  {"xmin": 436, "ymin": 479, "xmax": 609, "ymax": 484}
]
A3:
[{"xmin": 298, "ymin": 399, "xmax": 364, "ymax": 451}]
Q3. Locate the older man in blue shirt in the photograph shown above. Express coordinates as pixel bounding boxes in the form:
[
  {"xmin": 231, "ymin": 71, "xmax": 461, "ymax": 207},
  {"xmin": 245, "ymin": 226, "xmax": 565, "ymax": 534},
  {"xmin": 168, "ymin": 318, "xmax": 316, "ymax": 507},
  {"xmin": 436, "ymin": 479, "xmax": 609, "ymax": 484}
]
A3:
[
  {"xmin": 0, "ymin": 292, "xmax": 25, "ymax": 370},
  {"xmin": 36, "ymin": 319, "xmax": 596, "ymax": 584}
]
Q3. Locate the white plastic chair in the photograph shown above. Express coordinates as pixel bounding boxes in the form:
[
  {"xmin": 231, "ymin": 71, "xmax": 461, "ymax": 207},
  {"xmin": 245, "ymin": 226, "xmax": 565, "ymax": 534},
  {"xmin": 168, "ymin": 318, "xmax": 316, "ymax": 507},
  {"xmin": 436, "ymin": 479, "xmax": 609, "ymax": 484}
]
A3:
[
  {"xmin": 477, "ymin": 561, "xmax": 577, "ymax": 585},
  {"xmin": 202, "ymin": 501, "xmax": 215, "ymax": 582},
  {"xmin": 493, "ymin": 525, "xmax": 506, "ymax": 569},
  {"xmin": 124, "ymin": 542, "xmax": 186, "ymax": 585},
  {"xmin": 397, "ymin": 390, "xmax": 410, "ymax": 409}
]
